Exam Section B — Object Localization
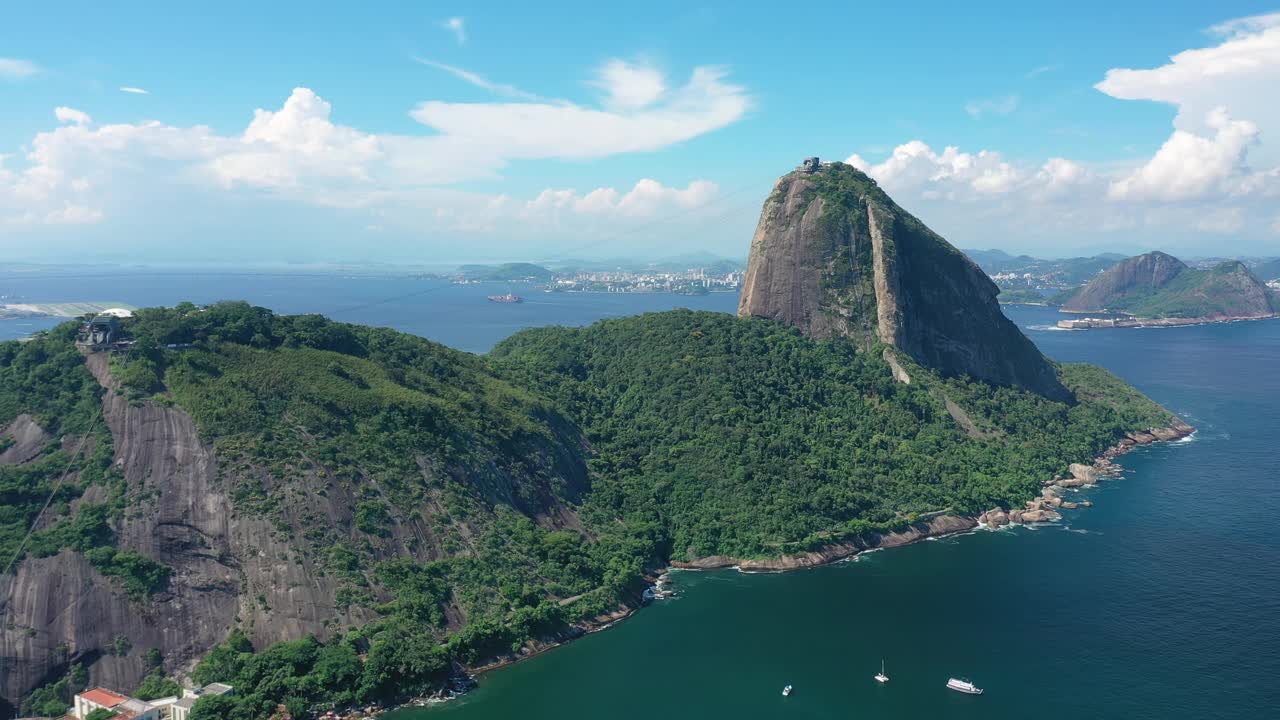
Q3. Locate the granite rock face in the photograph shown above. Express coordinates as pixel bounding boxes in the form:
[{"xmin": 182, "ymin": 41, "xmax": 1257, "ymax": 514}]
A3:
[
  {"xmin": 0, "ymin": 353, "xmax": 243, "ymax": 705},
  {"xmin": 1, "ymin": 351, "xmax": 587, "ymax": 709},
  {"xmin": 738, "ymin": 161, "xmax": 1071, "ymax": 402}
]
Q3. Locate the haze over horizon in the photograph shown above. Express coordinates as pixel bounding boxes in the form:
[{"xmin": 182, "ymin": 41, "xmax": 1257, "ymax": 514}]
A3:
[{"xmin": 3, "ymin": 2, "xmax": 1280, "ymax": 264}]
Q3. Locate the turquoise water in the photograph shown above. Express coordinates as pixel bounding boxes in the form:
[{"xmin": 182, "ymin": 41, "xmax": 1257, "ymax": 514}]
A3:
[
  {"xmin": 389, "ymin": 307, "xmax": 1280, "ymax": 719},
  {"xmin": 5, "ymin": 272, "xmax": 1277, "ymax": 717}
]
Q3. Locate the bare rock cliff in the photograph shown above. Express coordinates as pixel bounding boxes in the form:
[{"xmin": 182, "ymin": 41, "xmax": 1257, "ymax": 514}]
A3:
[
  {"xmin": 1, "ymin": 355, "xmax": 380, "ymax": 705},
  {"xmin": 1062, "ymin": 251, "xmax": 1187, "ymax": 313},
  {"xmin": 739, "ymin": 161, "xmax": 1071, "ymax": 402},
  {"xmin": 1, "ymin": 354, "xmax": 242, "ymax": 704},
  {"xmin": 2, "ymin": 349, "xmax": 587, "ymax": 709}
]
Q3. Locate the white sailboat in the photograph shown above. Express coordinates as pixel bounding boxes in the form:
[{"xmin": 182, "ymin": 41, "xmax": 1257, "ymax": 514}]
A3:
[{"xmin": 874, "ymin": 659, "xmax": 889, "ymax": 683}]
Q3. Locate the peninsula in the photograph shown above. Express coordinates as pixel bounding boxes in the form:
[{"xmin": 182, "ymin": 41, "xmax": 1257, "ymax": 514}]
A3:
[
  {"xmin": 1057, "ymin": 251, "xmax": 1277, "ymax": 329},
  {"xmin": 2, "ymin": 160, "xmax": 1191, "ymax": 720}
]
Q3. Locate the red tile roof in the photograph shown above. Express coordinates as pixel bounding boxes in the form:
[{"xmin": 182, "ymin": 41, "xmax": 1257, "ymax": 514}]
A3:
[{"xmin": 78, "ymin": 688, "xmax": 128, "ymax": 708}]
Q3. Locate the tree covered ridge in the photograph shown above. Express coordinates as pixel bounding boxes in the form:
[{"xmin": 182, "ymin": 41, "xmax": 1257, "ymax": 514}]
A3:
[
  {"xmin": 491, "ymin": 310, "xmax": 1173, "ymax": 558},
  {"xmin": 4, "ymin": 302, "xmax": 1176, "ymax": 719}
]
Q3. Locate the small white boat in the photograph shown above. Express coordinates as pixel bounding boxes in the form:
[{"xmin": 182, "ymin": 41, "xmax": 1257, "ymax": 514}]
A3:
[
  {"xmin": 782, "ymin": 684, "xmax": 793, "ymax": 697},
  {"xmin": 946, "ymin": 678, "xmax": 983, "ymax": 695},
  {"xmin": 874, "ymin": 659, "xmax": 889, "ymax": 683}
]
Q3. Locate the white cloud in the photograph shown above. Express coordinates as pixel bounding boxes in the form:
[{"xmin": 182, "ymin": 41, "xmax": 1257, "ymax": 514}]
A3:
[
  {"xmin": 846, "ymin": 141, "xmax": 1022, "ymax": 198},
  {"xmin": 834, "ymin": 12, "xmax": 1280, "ymax": 255},
  {"xmin": 1207, "ymin": 12, "xmax": 1280, "ymax": 38},
  {"xmin": 210, "ymin": 88, "xmax": 384, "ymax": 190},
  {"xmin": 1108, "ymin": 107, "xmax": 1263, "ymax": 201},
  {"xmin": 0, "ymin": 58, "xmax": 40, "ymax": 78},
  {"xmin": 525, "ymin": 179, "xmax": 718, "ymax": 219},
  {"xmin": 964, "ymin": 95, "xmax": 1019, "ymax": 118},
  {"xmin": 1096, "ymin": 11, "xmax": 1280, "ymax": 165},
  {"xmin": 591, "ymin": 60, "xmax": 667, "ymax": 110},
  {"xmin": 413, "ymin": 58, "xmax": 539, "ymax": 100},
  {"xmin": 842, "ymin": 130, "xmax": 1272, "ymax": 254},
  {"xmin": 54, "ymin": 107, "xmax": 92, "ymax": 126},
  {"xmin": 0, "ymin": 59, "xmax": 748, "ymax": 242},
  {"xmin": 441, "ymin": 17, "xmax": 466, "ymax": 44},
  {"xmin": 409, "ymin": 63, "xmax": 750, "ymax": 162},
  {"xmin": 119, "ymin": 86, "xmax": 149, "ymax": 95}
]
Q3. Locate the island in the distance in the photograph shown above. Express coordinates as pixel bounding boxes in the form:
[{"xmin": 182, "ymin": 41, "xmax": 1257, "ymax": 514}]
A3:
[
  {"xmin": 1056, "ymin": 251, "xmax": 1277, "ymax": 329},
  {"xmin": 1, "ymin": 160, "xmax": 1192, "ymax": 720}
]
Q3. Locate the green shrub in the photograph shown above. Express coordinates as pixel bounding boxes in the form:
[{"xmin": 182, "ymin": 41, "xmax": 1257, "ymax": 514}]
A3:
[{"xmin": 85, "ymin": 547, "xmax": 172, "ymax": 598}]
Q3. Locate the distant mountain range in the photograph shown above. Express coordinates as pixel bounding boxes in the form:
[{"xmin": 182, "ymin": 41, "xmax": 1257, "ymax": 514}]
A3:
[
  {"xmin": 964, "ymin": 249, "xmax": 1128, "ymax": 287},
  {"xmin": 454, "ymin": 255, "xmax": 747, "ymax": 281},
  {"xmin": 456, "ymin": 262, "xmax": 558, "ymax": 282}
]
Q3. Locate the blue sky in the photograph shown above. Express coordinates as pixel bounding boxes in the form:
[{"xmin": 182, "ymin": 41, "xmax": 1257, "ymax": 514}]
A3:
[{"xmin": 2, "ymin": 1, "xmax": 1279, "ymax": 264}]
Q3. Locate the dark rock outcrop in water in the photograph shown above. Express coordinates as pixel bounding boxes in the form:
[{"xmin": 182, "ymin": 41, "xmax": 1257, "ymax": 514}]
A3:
[
  {"xmin": 738, "ymin": 160, "xmax": 1071, "ymax": 402},
  {"xmin": 1062, "ymin": 251, "xmax": 1276, "ymax": 319}
]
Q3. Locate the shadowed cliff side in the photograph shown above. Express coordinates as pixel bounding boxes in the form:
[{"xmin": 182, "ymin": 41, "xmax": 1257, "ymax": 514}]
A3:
[{"xmin": 739, "ymin": 160, "xmax": 1071, "ymax": 402}]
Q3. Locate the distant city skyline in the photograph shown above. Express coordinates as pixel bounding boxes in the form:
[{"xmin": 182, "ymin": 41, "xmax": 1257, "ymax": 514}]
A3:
[{"xmin": 2, "ymin": 2, "xmax": 1279, "ymax": 263}]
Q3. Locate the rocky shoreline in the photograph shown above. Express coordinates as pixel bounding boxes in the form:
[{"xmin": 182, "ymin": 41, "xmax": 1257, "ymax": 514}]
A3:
[
  {"xmin": 389, "ymin": 419, "xmax": 1195, "ymax": 712},
  {"xmin": 978, "ymin": 419, "xmax": 1195, "ymax": 527},
  {"xmin": 466, "ymin": 603, "xmax": 639, "ymax": 677},
  {"xmin": 670, "ymin": 514, "xmax": 979, "ymax": 572},
  {"xmin": 675, "ymin": 419, "xmax": 1196, "ymax": 568}
]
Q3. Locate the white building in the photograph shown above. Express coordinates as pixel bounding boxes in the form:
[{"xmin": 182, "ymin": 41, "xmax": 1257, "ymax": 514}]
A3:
[
  {"xmin": 73, "ymin": 688, "xmax": 161, "ymax": 720},
  {"xmin": 72, "ymin": 683, "xmax": 232, "ymax": 720},
  {"xmin": 170, "ymin": 683, "xmax": 234, "ymax": 720}
]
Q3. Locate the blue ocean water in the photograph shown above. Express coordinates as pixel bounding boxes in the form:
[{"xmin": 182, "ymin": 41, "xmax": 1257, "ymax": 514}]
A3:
[
  {"xmin": 0, "ymin": 271, "xmax": 739, "ymax": 348},
  {"xmin": 4, "ymin": 272, "xmax": 1277, "ymax": 717}
]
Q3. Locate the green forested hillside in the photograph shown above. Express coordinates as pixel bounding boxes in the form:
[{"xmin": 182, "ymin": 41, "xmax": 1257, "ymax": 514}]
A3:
[
  {"xmin": 3, "ymin": 304, "xmax": 1175, "ymax": 719},
  {"xmin": 491, "ymin": 310, "xmax": 1172, "ymax": 558}
]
